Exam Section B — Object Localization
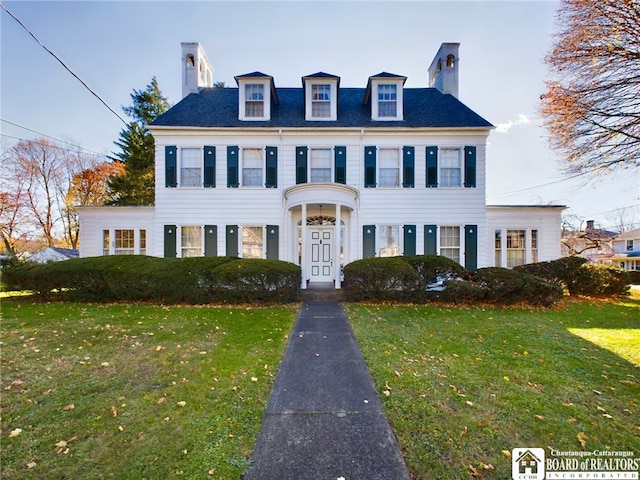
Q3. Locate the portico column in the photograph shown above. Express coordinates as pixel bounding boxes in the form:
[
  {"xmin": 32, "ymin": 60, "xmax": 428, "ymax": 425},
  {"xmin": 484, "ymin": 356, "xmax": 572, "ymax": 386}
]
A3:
[
  {"xmin": 335, "ymin": 204, "xmax": 341, "ymax": 289},
  {"xmin": 301, "ymin": 203, "xmax": 307, "ymax": 289}
]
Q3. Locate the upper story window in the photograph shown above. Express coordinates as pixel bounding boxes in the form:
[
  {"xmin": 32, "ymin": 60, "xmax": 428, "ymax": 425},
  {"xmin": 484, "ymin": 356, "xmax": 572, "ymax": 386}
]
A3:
[
  {"xmin": 365, "ymin": 73, "xmax": 406, "ymax": 121},
  {"xmin": 440, "ymin": 148, "xmax": 462, "ymax": 187},
  {"xmin": 245, "ymin": 84, "xmax": 264, "ymax": 117},
  {"xmin": 378, "ymin": 85, "xmax": 397, "ymax": 117},
  {"xmin": 242, "ymin": 148, "xmax": 263, "ymax": 186},
  {"xmin": 627, "ymin": 240, "xmax": 634, "ymax": 252},
  {"xmin": 180, "ymin": 147, "xmax": 201, "ymax": 187},
  {"xmin": 312, "ymin": 85, "xmax": 331, "ymax": 118},
  {"xmin": 378, "ymin": 148, "xmax": 400, "ymax": 187},
  {"xmin": 303, "ymin": 73, "xmax": 340, "ymax": 121},
  {"xmin": 310, "ymin": 148, "xmax": 332, "ymax": 182},
  {"xmin": 235, "ymin": 72, "xmax": 278, "ymax": 121}
]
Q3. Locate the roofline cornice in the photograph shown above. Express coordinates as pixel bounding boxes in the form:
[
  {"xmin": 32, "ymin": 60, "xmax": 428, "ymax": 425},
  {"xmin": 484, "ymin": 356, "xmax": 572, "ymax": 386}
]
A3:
[{"xmin": 149, "ymin": 125, "xmax": 494, "ymax": 135}]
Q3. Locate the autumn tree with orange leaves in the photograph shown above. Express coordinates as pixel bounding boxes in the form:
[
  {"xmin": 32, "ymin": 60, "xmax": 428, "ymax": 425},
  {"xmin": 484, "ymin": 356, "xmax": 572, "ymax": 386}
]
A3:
[
  {"xmin": 0, "ymin": 139, "xmax": 120, "ymax": 254},
  {"xmin": 540, "ymin": 0, "xmax": 640, "ymax": 176}
]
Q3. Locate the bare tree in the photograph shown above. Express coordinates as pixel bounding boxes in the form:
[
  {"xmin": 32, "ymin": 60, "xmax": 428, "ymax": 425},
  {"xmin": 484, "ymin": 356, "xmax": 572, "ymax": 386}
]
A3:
[{"xmin": 540, "ymin": 0, "xmax": 640, "ymax": 176}]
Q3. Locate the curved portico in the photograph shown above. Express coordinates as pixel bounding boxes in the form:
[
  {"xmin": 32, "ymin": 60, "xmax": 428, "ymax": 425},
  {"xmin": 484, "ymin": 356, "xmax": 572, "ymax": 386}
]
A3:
[{"xmin": 283, "ymin": 184, "xmax": 359, "ymax": 289}]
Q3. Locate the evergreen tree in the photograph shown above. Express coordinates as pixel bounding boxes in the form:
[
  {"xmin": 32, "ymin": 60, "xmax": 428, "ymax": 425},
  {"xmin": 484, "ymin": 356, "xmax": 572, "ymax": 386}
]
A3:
[{"xmin": 109, "ymin": 77, "xmax": 170, "ymax": 205}]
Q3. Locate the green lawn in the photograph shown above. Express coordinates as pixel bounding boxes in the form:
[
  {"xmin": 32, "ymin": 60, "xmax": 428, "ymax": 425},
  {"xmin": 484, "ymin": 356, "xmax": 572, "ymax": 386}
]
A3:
[
  {"xmin": 346, "ymin": 294, "xmax": 640, "ymax": 479},
  {"xmin": 3, "ymin": 295, "xmax": 639, "ymax": 479},
  {"xmin": 1, "ymin": 301, "xmax": 298, "ymax": 479}
]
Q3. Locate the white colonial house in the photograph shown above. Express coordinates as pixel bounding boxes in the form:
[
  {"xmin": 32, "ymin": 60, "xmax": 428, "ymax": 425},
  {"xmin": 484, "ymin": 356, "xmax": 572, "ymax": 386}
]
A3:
[
  {"xmin": 598, "ymin": 227, "xmax": 640, "ymax": 271},
  {"xmin": 78, "ymin": 42, "xmax": 565, "ymax": 289}
]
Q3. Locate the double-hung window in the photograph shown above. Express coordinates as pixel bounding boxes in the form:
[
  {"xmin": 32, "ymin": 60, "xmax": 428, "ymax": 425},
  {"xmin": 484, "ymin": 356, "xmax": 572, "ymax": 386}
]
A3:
[
  {"xmin": 311, "ymin": 85, "xmax": 331, "ymax": 118},
  {"xmin": 378, "ymin": 84, "xmax": 397, "ymax": 117},
  {"xmin": 310, "ymin": 148, "xmax": 332, "ymax": 182},
  {"xmin": 378, "ymin": 148, "xmax": 400, "ymax": 187},
  {"xmin": 180, "ymin": 148, "xmax": 201, "ymax": 187},
  {"xmin": 245, "ymin": 84, "xmax": 264, "ymax": 118},
  {"xmin": 440, "ymin": 226, "xmax": 461, "ymax": 263},
  {"xmin": 506, "ymin": 230, "xmax": 526, "ymax": 267},
  {"xmin": 378, "ymin": 225, "xmax": 400, "ymax": 257},
  {"xmin": 242, "ymin": 148, "xmax": 263, "ymax": 186},
  {"xmin": 440, "ymin": 148, "xmax": 461, "ymax": 187},
  {"xmin": 115, "ymin": 229, "xmax": 135, "ymax": 255},
  {"xmin": 181, "ymin": 226, "xmax": 202, "ymax": 257},
  {"xmin": 242, "ymin": 226, "xmax": 264, "ymax": 258}
]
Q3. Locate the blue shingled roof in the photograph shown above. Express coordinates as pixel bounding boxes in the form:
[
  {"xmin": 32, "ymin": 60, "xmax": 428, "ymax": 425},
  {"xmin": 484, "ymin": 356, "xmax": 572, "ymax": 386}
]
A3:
[{"xmin": 151, "ymin": 87, "xmax": 493, "ymax": 129}]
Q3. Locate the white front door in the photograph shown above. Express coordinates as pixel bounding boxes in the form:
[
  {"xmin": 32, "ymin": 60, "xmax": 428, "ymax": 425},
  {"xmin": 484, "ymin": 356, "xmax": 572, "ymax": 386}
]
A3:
[{"xmin": 310, "ymin": 228, "xmax": 333, "ymax": 281}]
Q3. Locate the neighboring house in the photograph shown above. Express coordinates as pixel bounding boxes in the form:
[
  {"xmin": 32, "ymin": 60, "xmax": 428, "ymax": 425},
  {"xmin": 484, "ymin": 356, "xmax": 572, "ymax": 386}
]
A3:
[
  {"xmin": 78, "ymin": 42, "xmax": 564, "ymax": 289},
  {"xmin": 562, "ymin": 219, "xmax": 616, "ymax": 261},
  {"xmin": 599, "ymin": 227, "xmax": 640, "ymax": 271},
  {"xmin": 28, "ymin": 247, "xmax": 79, "ymax": 263}
]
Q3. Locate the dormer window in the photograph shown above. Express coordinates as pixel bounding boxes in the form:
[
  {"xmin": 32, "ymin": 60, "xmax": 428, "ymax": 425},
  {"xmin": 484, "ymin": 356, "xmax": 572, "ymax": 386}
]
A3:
[
  {"xmin": 312, "ymin": 85, "xmax": 331, "ymax": 117},
  {"xmin": 364, "ymin": 72, "xmax": 406, "ymax": 121},
  {"xmin": 245, "ymin": 84, "xmax": 264, "ymax": 117},
  {"xmin": 378, "ymin": 84, "xmax": 397, "ymax": 117},
  {"xmin": 303, "ymin": 72, "xmax": 340, "ymax": 121},
  {"xmin": 235, "ymin": 72, "xmax": 278, "ymax": 121}
]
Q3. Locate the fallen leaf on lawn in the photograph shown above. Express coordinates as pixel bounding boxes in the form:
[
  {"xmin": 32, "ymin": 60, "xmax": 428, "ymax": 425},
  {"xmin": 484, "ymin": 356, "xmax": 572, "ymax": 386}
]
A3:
[
  {"xmin": 63, "ymin": 404, "xmax": 75, "ymax": 411},
  {"xmin": 177, "ymin": 401, "xmax": 187, "ymax": 407},
  {"xmin": 502, "ymin": 450, "xmax": 511, "ymax": 458},
  {"xmin": 562, "ymin": 402, "xmax": 574, "ymax": 407},
  {"xmin": 592, "ymin": 389, "xmax": 602, "ymax": 395},
  {"xmin": 577, "ymin": 432, "xmax": 587, "ymax": 450},
  {"xmin": 55, "ymin": 440, "xmax": 69, "ymax": 454},
  {"xmin": 503, "ymin": 376, "xmax": 510, "ymax": 382},
  {"xmin": 596, "ymin": 405, "xmax": 606, "ymax": 412},
  {"xmin": 101, "ymin": 362, "xmax": 110, "ymax": 367},
  {"xmin": 469, "ymin": 464, "xmax": 481, "ymax": 478},
  {"xmin": 26, "ymin": 461, "xmax": 37, "ymax": 469},
  {"xmin": 482, "ymin": 463, "xmax": 495, "ymax": 470},
  {"xmin": 465, "ymin": 400, "xmax": 474, "ymax": 406},
  {"xmin": 533, "ymin": 414, "xmax": 544, "ymax": 420},
  {"xmin": 568, "ymin": 418, "xmax": 578, "ymax": 423},
  {"xmin": 157, "ymin": 397, "xmax": 166, "ymax": 405},
  {"xmin": 251, "ymin": 377, "xmax": 258, "ymax": 382},
  {"xmin": 9, "ymin": 428, "xmax": 22, "ymax": 437},
  {"xmin": 603, "ymin": 413, "xmax": 614, "ymax": 419}
]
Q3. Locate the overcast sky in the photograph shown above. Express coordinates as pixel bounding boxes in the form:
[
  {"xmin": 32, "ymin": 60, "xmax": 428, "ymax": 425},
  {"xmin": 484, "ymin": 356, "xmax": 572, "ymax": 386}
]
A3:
[{"xmin": 2, "ymin": 0, "xmax": 638, "ymax": 229}]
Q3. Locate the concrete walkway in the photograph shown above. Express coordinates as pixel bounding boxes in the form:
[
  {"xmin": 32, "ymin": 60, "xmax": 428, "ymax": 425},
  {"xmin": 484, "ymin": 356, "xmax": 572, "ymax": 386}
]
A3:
[{"xmin": 243, "ymin": 300, "xmax": 409, "ymax": 480}]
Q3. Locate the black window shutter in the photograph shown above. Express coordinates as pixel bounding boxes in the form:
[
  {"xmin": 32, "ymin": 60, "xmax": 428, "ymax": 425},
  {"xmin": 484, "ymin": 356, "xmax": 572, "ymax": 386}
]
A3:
[
  {"xmin": 334, "ymin": 146, "xmax": 346, "ymax": 184},
  {"xmin": 403, "ymin": 225, "xmax": 416, "ymax": 255},
  {"xmin": 402, "ymin": 146, "xmax": 415, "ymax": 188},
  {"xmin": 465, "ymin": 225, "xmax": 478, "ymax": 271},
  {"xmin": 204, "ymin": 225, "xmax": 217, "ymax": 257},
  {"xmin": 424, "ymin": 224, "xmax": 437, "ymax": 255},
  {"xmin": 296, "ymin": 146, "xmax": 308, "ymax": 184},
  {"xmin": 464, "ymin": 146, "xmax": 477, "ymax": 188},
  {"xmin": 204, "ymin": 146, "xmax": 216, "ymax": 188},
  {"xmin": 227, "ymin": 146, "xmax": 239, "ymax": 188},
  {"xmin": 226, "ymin": 225, "xmax": 239, "ymax": 257},
  {"xmin": 165, "ymin": 146, "xmax": 177, "ymax": 188},
  {"xmin": 164, "ymin": 225, "xmax": 177, "ymax": 258},
  {"xmin": 265, "ymin": 146, "xmax": 277, "ymax": 188},
  {"xmin": 364, "ymin": 146, "xmax": 376, "ymax": 187},
  {"xmin": 266, "ymin": 225, "xmax": 279, "ymax": 260},
  {"xmin": 426, "ymin": 146, "xmax": 438, "ymax": 188},
  {"xmin": 363, "ymin": 225, "xmax": 376, "ymax": 258}
]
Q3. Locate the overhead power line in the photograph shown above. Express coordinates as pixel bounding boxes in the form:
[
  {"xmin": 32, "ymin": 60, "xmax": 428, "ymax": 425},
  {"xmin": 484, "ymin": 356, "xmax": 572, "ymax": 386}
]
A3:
[
  {"xmin": 0, "ymin": 133, "xmax": 112, "ymax": 159},
  {"xmin": 0, "ymin": 2, "xmax": 128, "ymax": 126},
  {"xmin": 1, "ymin": 118, "xmax": 108, "ymax": 157}
]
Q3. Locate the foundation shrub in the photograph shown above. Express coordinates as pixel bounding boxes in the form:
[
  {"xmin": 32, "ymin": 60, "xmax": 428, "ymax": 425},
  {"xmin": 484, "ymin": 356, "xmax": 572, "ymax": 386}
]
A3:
[
  {"xmin": 515, "ymin": 257, "xmax": 630, "ymax": 297},
  {"xmin": 403, "ymin": 255, "xmax": 469, "ymax": 288},
  {"xmin": 472, "ymin": 267, "xmax": 563, "ymax": 306},
  {"xmin": 212, "ymin": 259, "xmax": 301, "ymax": 303},
  {"xmin": 429, "ymin": 278, "xmax": 489, "ymax": 303},
  {"xmin": 342, "ymin": 257, "xmax": 420, "ymax": 302}
]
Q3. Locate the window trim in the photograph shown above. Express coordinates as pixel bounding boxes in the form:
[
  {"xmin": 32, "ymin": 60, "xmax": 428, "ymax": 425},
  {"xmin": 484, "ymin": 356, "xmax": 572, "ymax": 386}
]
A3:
[
  {"xmin": 240, "ymin": 147, "xmax": 264, "ymax": 187},
  {"xmin": 309, "ymin": 147, "xmax": 333, "ymax": 183},
  {"xmin": 371, "ymin": 80, "xmax": 404, "ymax": 121},
  {"xmin": 304, "ymin": 79, "xmax": 338, "ymax": 121},
  {"xmin": 439, "ymin": 147, "xmax": 462, "ymax": 188},
  {"xmin": 377, "ymin": 147, "xmax": 401, "ymax": 188},
  {"xmin": 242, "ymin": 225, "xmax": 265, "ymax": 259},
  {"xmin": 179, "ymin": 146, "xmax": 203, "ymax": 188},
  {"xmin": 180, "ymin": 225, "xmax": 203, "ymax": 258},
  {"xmin": 238, "ymin": 79, "xmax": 272, "ymax": 121}
]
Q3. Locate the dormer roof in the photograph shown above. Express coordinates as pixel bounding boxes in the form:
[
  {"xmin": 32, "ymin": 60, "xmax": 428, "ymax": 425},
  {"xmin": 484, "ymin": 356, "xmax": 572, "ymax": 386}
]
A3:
[
  {"xmin": 234, "ymin": 71, "xmax": 279, "ymax": 105},
  {"xmin": 363, "ymin": 72, "xmax": 407, "ymax": 105}
]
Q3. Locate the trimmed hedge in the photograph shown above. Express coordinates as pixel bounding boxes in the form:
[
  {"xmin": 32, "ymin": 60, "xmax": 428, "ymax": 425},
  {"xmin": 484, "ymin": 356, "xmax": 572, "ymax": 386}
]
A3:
[
  {"xmin": 3, "ymin": 256, "xmax": 300, "ymax": 304},
  {"xmin": 472, "ymin": 267, "xmax": 564, "ymax": 306},
  {"xmin": 342, "ymin": 257, "xmax": 420, "ymax": 302},
  {"xmin": 515, "ymin": 257, "xmax": 630, "ymax": 297}
]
